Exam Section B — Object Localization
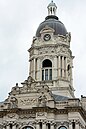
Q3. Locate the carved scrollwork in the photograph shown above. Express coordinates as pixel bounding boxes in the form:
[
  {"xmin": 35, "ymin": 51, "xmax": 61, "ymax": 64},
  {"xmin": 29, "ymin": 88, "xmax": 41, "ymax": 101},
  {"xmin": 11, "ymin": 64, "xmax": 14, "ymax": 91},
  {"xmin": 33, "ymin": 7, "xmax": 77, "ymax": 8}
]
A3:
[
  {"xmin": 6, "ymin": 113, "xmax": 18, "ymax": 119},
  {"xmin": 19, "ymin": 98, "xmax": 37, "ymax": 106},
  {"xmin": 38, "ymin": 94, "xmax": 47, "ymax": 107},
  {"xmin": 19, "ymin": 114, "xmax": 35, "ymax": 119}
]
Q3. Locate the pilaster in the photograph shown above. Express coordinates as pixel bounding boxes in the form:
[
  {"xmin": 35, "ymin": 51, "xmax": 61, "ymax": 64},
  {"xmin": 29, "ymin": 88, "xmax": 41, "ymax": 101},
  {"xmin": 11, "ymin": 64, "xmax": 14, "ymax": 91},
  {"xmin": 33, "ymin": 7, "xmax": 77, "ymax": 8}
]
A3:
[
  {"xmin": 12, "ymin": 123, "xmax": 16, "ymax": 129},
  {"xmin": 58, "ymin": 56, "xmax": 61, "ymax": 77},
  {"xmin": 43, "ymin": 121, "xmax": 46, "ymax": 129},
  {"xmin": 62, "ymin": 56, "xmax": 64, "ymax": 77}
]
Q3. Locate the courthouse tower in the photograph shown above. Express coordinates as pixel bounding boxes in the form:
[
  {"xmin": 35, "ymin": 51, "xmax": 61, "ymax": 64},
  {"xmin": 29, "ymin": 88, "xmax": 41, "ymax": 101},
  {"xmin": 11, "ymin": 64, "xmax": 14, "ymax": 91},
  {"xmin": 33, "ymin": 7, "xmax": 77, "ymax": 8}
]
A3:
[
  {"xmin": 29, "ymin": 0, "xmax": 74, "ymax": 98},
  {"xmin": 0, "ymin": 1, "xmax": 86, "ymax": 129}
]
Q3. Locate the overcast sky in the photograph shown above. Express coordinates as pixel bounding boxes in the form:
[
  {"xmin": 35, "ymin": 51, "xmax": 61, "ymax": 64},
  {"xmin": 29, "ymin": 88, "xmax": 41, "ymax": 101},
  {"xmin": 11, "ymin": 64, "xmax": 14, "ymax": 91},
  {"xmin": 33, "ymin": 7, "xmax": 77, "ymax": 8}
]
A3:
[{"xmin": 0, "ymin": 0, "xmax": 86, "ymax": 101}]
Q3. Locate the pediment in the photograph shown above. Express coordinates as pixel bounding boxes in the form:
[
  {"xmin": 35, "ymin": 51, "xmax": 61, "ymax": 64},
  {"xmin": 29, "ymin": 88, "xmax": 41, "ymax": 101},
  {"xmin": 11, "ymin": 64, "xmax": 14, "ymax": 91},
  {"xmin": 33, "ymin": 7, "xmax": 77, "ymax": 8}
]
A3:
[{"xmin": 40, "ymin": 25, "xmax": 55, "ymax": 34}]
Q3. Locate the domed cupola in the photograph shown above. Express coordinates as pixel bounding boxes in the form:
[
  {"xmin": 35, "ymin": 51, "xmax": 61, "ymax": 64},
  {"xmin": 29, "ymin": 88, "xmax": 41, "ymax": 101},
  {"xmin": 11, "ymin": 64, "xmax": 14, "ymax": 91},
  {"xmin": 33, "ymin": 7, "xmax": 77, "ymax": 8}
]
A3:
[
  {"xmin": 29, "ymin": 1, "xmax": 74, "ymax": 98},
  {"xmin": 36, "ymin": 0, "xmax": 67, "ymax": 37}
]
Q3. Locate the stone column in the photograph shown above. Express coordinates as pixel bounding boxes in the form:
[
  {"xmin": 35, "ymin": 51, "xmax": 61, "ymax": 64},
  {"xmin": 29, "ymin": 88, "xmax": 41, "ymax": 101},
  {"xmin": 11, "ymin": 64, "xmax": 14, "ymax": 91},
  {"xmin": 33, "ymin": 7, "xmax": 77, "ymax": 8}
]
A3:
[
  {"xmin": 53, "ymin": 56, "xmax": 57, "ymax": 80},
  {"xmin": 43, "ymin": 122, "xmax": 46, "ymax": 129},
  {"xmin": 58, "ymin": 56, "xmax": 61, "ymax": 78},
  {"xmin": 69, "ymin": 121, "xmax": 72, "ymax": 129},
  {"xmin": 34, "ymin": 58, "xmax": 36, "ymax": 80},
  {"xmin": 62, "ymin": 57, "xmax": 64, "ymax": 77},
  {"xmin": 51, "ymin": 123, "xmax": 54, "ymax": 129},
  {"xmin": 12, "ymin": 123, "xmax": 16, "ymax": 129},
  {"xmin": 6, "ymin": 124, "xmax": 10, "ymax": 129},
  {"xmin": 36, "ymin": 122, "xmax": 40, "ymax": 129},
  {"xmin": 37, "ymin": 59, "xmax": 40, "ymax": 81},
  {"xmin": 65, "ymin": 57, "xmax": 67, "ymax": 78},
  {"xmin": 75, "ymin": 120, "xmax": 80, "ymax": 129}
]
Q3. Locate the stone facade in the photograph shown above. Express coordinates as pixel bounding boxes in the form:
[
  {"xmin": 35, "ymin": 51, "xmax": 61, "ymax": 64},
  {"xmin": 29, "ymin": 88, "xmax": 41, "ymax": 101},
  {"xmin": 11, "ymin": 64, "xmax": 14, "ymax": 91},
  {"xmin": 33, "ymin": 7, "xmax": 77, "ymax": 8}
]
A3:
[{"xmin": 0, "ymin": 1, "xmax": 86, "ymax": 129}]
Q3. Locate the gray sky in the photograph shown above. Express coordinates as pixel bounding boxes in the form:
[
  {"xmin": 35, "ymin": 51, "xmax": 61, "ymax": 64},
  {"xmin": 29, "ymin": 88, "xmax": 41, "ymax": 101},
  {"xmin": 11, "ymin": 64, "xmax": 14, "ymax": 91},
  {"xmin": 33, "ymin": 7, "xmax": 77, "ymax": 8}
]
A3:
[{"xmin": 0, "ymin": 0, "xmax": 86, "ymax": 101}]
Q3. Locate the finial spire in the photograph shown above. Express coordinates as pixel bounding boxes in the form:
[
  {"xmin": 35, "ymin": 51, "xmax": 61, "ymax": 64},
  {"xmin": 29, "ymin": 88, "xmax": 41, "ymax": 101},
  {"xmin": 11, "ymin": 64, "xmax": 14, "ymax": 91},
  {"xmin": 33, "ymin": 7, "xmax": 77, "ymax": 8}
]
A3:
[{"xmin": 47, "ymin": 1, "xmax": 57, "ymax": 16}]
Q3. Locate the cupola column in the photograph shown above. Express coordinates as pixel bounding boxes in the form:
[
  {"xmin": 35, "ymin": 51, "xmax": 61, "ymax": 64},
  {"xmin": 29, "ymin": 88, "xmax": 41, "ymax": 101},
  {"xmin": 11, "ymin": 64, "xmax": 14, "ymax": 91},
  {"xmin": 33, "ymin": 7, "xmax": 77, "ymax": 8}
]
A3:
[
  {"xmin": 53, "ymin": 56, "xmax": 58, "ymax": 80},
  {"xmin": 47, "ymin": 0, "xmax": 57, "ymax": 16},
  {"xmin": 62, "ymin": 56, "xmax": 65, "ymax": 78},
  {"xmin": 58, "ymin": 56, "xmax": 61, "ymax": 77},
  {"xmin": 65, "ymin": 57, "xmax": 67, "ymax": 78},
  {"xmin": 33, "ymin": 58, "xmax": 36, "ymax": 80},
  {"xmin": 37, "ymin": 58, "xmax": 40, "ymax": 81},
  {"xmin": 12, "ymin": 123, "xmax": 16, "ymax": 129}
]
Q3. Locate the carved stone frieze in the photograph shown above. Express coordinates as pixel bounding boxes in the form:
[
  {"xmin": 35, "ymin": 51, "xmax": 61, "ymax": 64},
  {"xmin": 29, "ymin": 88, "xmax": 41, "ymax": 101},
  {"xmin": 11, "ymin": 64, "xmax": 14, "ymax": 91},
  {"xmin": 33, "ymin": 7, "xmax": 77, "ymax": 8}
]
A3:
[
  {"xmin": 36, "ymin": 112, "xmax": 45, "ymax": 117},
  {"xmin": 19, "ymin": 98, "xmax": 37, "ymax": 106},
  {"xmin": 56, "ymin": 121, "xmax": 69, "ymax": 128},
  {"xmin": 19, "ymin": 114, "xmax": 35, "ymax": 119},
  {"xmin": 38, "ymin": 46, "xmax": 56, "ymax": 55},
  {"xmin": 5, "ymin": 113, "xmax": 18, "ymax": 119}
]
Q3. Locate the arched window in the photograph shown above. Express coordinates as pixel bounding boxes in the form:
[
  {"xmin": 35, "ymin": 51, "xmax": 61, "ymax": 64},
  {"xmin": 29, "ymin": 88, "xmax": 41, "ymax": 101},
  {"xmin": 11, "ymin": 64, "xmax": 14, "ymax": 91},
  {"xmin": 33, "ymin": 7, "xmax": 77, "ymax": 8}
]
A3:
[
  {"xmin": 23, "ymin": 126, "xmax": 33, "ymax": 129},
  {"xmin": 42, "ymin": 59, "xmax": 52, "ymax": 81},
  {"xmin": 58, "ymin": 126, "xmax": 67, "ymax": 129}
]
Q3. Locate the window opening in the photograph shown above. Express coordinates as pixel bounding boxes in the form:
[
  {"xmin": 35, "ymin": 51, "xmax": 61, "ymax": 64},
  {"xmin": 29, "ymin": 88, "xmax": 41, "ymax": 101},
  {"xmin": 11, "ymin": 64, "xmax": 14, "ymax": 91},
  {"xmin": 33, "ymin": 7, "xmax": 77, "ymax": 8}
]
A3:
[{"xmin": 42, "ymin": 59, "xmax": 52, "ymax": 81}]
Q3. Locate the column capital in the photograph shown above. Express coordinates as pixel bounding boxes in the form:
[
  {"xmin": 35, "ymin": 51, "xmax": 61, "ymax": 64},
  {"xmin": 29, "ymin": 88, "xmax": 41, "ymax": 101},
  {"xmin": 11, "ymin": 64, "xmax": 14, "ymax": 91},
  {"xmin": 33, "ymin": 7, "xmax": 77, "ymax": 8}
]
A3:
[{"xmin": 12, "ymin": 121, "xmax": 16, "ymax": 126}]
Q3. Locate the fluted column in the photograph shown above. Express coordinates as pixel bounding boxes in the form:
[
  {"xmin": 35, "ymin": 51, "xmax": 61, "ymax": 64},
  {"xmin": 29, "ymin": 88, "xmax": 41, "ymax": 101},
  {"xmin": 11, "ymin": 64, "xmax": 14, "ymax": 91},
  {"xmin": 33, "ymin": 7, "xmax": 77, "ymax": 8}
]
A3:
[
  {"xmin": 65, "ymin": 57, "xmax": 67, "ymax": 78},
  {"xmin": 69, "ymin": 121, "xmax": 72, "ymax": 129},
  {"xmin": 51, "ymin": 123, "xmax": 54, "ymax": 129},
  {"xmin": 37, "ymin": 59, "xmax": 40, "ymax": 81},
  {"xmin": 34, "ymin": 58, "xmax": 36, "ymax": 80},
  {"xmin": 62, "ymin": 57, "xmax": 64, "ymax": 77},
  {"xmin": 58, "ymin": 56, "xmax": 61, "ymax": 77},
  {"xmin": 36, "ymin": 122, "xmax": 40, "ymax": 129},
  {"xmin": 75, "ymin": 120, "xmax": 80, "ymax": 129},
  {"xmin": 53, "ymin": 56, "xmax": 57, "ymax": 80},
  {"xmin": 12, "ymin": 123, "xmax": 16, "ymax": 129},
  {"xmin": 43, "ymin": 122, "xmax": 46, "ymax": 129}
]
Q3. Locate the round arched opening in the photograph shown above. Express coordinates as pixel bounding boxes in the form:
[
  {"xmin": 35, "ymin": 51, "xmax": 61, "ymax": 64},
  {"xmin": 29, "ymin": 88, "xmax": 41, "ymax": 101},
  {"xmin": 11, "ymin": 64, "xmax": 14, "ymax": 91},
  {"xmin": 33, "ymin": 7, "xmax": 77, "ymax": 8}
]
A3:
[
  {"xmin": 42, "ymin": 59, "xmax": 52, "ymax": 68},
  {"xmin": 42, "ymin": 59, "xmax": 52, "ymax": 81}
]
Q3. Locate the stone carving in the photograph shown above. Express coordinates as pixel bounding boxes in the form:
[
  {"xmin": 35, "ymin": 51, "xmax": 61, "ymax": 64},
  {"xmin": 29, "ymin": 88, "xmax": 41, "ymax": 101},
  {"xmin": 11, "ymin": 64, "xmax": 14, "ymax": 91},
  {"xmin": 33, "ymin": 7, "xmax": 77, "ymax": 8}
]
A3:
[
  {"xmin": 38, "ymin": 46, "xmax": 57, "ymax": 55},
  {"xmin": 67, "ymin": 32, "xmax": 71, "ymax": 43},
  {"xmin": 37, "ymin": 112, "xmax": 45, "ymax": 117},
  {"xmin": 56, "ymin": 45, "xmax": 69, "ymax": 55},
  {"xmin": 19, "ymin": 114, "xmax": 35, "ymax": 119},
  {"xmin": 6, "ymin": 113, "xmax": 18, "ymax": 119},
  {"xmin": 56, "ymin": 121, "xmax": 69, "ymax": 128},
  {"xmin": 9, "ymin": 96, "xmax": 18, "ymax": 108},
  {"xmin": 9, "ymin": 76, "xmax": 36, "ymax": 95},
  {"xmin": 40, "ymin": 25, "xmax": 55, "ymax": 34},
  {"xmin": 19, "ymin": 98, "xmax": 37, "ymax": 106},
  {"xmin": 38, "ymin": 94, "xmax": 47, "ymax": 107}
]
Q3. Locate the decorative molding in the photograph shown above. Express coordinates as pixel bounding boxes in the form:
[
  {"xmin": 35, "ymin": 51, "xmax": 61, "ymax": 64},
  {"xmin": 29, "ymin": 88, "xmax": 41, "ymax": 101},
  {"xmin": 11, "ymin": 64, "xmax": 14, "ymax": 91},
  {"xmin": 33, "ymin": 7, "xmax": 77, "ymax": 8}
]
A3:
[
  {"xmin": 6, "ymin": 113, "xmax": 18, "ymax": 119},
  {"xmin": 19, "ymin": 98, "xmax": 37, "ymax": 106},
  {"xmin": 36, "ymin": 112, "xmax": 45, "ymax": 117},
  {"xmin": 19, "ymin": 114, "xmax": 35, "ymax": 119}
]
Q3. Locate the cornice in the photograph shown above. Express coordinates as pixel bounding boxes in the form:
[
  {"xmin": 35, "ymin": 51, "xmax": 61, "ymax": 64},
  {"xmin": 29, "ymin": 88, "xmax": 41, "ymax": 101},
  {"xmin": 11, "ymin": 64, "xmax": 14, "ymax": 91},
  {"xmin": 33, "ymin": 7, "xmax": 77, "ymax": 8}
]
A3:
[
  {"xmin": 65, "ymin": 106, "xmax": 86, "ymax": 122},
  {"xmin": 29, "ymin": 43, "xmax": 70, "ymax": 51}
]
